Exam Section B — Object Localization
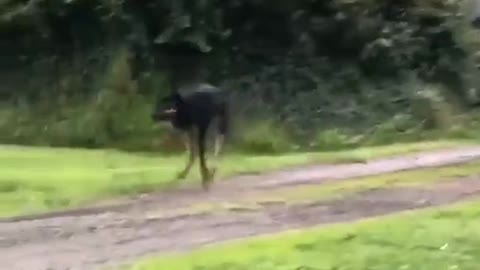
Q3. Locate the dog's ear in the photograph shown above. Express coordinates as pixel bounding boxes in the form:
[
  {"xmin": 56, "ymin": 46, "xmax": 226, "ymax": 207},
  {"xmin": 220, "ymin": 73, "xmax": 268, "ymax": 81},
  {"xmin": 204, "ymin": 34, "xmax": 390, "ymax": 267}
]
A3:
[
  {"xmin": 157, "ymin": 91, "xmax": 178, "ymax": 102},
  {"xmin": 171, "ymin": 92, "xmax": 184, "ymax": 105},
  {"xmin": 156, "ymin": 92, "xmax": 184, "ymax": 108},
  {"xmin": 159, "ymin": 94, "xmax": 173, "ymax": 103}
]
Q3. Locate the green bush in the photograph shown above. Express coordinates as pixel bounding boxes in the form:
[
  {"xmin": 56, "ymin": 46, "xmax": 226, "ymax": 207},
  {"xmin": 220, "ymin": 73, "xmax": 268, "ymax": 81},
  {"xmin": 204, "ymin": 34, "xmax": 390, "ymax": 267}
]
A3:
[{"xmin": 312, "ymin": 129, "xmax": 360, "ymax": 151}]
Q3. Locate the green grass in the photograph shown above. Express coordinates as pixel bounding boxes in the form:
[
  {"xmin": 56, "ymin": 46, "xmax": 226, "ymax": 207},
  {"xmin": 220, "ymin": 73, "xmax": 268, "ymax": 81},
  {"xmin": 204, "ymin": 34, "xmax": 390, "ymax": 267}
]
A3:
[
  {"xmin": 128, "ymin": 199, "xmax": 480, "ymax": 270},
  {"xmin": 0, "ymin": 139, "xmax": 474, "ymax": 217}
]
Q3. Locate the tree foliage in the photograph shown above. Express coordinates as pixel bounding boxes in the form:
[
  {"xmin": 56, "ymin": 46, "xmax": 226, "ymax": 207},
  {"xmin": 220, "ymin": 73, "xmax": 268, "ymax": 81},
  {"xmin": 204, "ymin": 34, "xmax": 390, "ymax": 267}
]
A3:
[{"xmin": 0, "ymin": 0, "xmax": 468, "ymax": 77}]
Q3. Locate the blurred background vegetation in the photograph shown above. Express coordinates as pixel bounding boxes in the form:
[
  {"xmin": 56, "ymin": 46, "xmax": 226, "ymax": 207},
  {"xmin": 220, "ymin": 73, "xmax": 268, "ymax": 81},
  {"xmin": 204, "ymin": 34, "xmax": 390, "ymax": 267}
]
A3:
[{"xmin": 1, "ymin": 0, "xmax": 480, "ymax": 154}]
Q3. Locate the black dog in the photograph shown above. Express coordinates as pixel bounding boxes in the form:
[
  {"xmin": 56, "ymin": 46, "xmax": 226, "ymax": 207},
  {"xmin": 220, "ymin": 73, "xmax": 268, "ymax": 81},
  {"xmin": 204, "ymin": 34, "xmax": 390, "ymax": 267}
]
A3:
[{"xmin": 152, "ymin": 83, "xmax": 229, "ymax": 190}]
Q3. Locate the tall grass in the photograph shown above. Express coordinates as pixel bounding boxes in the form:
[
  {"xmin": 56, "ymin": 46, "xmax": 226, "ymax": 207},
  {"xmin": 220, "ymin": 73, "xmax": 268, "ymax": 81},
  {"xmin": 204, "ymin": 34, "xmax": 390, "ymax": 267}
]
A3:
[{"xmin": 2, "ymin": 45, "xmax": 480, "ymax": 154}]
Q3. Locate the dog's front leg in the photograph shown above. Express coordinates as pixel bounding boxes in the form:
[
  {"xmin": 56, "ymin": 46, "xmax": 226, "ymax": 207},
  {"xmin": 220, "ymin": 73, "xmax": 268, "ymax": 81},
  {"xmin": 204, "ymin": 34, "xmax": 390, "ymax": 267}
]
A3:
[{"xmin": 176, "ymin": 130, "xmax": 196, "ymax": 180}]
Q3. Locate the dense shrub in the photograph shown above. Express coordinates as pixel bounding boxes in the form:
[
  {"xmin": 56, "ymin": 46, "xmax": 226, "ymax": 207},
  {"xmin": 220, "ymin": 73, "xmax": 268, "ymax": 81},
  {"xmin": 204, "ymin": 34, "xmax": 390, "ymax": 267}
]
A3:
[{"xmin": 0, "ymin": 0, "xmax": 480, "ymax": 153}]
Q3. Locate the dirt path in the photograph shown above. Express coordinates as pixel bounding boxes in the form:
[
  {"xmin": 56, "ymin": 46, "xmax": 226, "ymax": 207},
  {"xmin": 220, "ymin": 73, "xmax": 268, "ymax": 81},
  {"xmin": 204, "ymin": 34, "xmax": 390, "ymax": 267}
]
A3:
[{"xmin": 3, "ymin": 146, "xmax": 480, "ymax": 270}]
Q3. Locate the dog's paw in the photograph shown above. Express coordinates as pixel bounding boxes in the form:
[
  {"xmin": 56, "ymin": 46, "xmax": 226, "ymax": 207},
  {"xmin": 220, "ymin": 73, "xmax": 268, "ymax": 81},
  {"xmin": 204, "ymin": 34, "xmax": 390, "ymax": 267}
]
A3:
[
  {"xmin": 201, "ymin": 179, "xmax": 212, "ymax": 191},
  {"xmin": 209, "ymin": 167, "xmax": 217, "ymax": 179},
  {"xmin": 200, "ymin": 168, "xmax": 216, "ymax": 191},
  {"xmin": 175, "ymin": 171, "xmax": 188, "ymax": 180}
]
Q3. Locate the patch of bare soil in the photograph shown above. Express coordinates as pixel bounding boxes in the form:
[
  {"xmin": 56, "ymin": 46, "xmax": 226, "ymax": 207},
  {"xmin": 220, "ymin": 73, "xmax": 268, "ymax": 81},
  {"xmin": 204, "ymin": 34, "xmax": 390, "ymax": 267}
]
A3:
[{"xmin": 2, "ymin": 147, "xmax": 480, "ymax": 270}]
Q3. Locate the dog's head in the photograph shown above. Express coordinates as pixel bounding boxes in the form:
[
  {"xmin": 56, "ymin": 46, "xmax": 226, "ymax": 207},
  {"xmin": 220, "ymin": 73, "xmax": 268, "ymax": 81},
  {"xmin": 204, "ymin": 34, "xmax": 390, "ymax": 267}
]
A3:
[{"xmin": 151, "ymin": 92, "xmax": 183, "ymax": 122}]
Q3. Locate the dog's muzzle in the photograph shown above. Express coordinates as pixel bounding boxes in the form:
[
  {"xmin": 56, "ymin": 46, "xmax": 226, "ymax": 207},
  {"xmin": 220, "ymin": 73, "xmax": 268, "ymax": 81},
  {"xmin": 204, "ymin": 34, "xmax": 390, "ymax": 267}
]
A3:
[{"xmin": 152, "ymin": 108, "xmax": 176, "ymax": 122}]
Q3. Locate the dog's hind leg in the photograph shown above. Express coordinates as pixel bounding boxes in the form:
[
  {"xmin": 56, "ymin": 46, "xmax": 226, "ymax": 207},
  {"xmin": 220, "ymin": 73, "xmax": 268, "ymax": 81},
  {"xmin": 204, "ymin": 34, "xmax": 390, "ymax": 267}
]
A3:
[
  {"xmin": 176, "ymin": 130, "xmax": 196, "ymax": 180},
  {"xmin": 210, "ymin": 104, "xmax": 228, "ymax": 176},
  {"xmin": 214, "ymin": 132, "xmax": 224, "ymax": 157},
  {"xmin": 210, "ymin": 131, "xmax": 224, "ymax": 176},
  {"xmin": 197, "ymin": 124, "xmax": 213, "ymax": 190}
]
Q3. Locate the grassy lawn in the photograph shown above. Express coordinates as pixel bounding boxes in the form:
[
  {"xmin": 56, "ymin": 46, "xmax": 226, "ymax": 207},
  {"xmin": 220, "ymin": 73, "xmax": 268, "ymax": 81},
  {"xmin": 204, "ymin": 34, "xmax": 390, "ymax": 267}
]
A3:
[
  {"xmin": 129, "ymin": 199, "xmax": 480, "ymax": 270},
  {"xmin": 0, "ymin": 140, "xmax": 474, "ymax": 217}
]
